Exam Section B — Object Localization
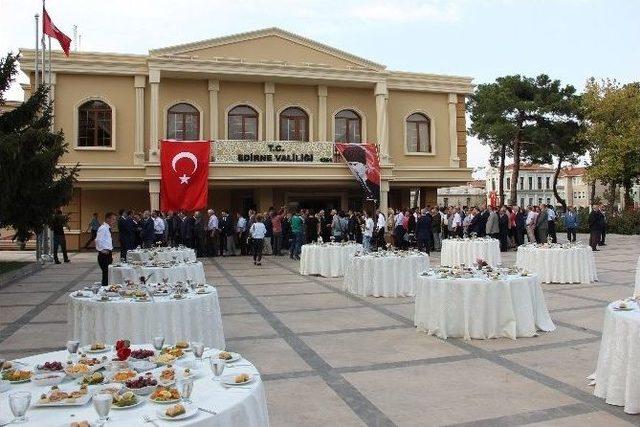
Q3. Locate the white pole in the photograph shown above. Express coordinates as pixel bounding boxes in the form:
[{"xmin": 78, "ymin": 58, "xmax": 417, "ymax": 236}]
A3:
[
  {"xmin": 47, "ymin": 37, "xmax": 51, "ymax": 86},
  {"xmin": 34, "ymin": 14, "xmax": 39, "ymax": 88}
]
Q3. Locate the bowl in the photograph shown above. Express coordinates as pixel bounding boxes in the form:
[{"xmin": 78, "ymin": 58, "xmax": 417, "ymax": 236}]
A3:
[
  {"xmin": 130, "ymin": 360, "xmax": 156, "ymax": 372},
  {"xmin": 32, "ymin": 372, "xmax": 66, "ymax": 386},
  {"xmin": 125, "ymin": 384, "xmax": 156, "ymax": 396}
]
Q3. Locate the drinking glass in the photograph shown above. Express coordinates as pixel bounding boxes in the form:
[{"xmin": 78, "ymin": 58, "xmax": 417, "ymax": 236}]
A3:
[
  {"xmin": 178, "ymin": 378, "xmax": 194, "ymax": 403},
  {"xmin": 153, "ymin": 336, "xmax": 165, "ymax": 351},
  {"xmin": 192, "ymin": 342, "xmax": 205, "ymax": 361},
  {"xmin": 66, "ymin": 340, "xmax": 79, "ymax": 361},
  {"xmin": 209, "ymin": 358, "xmax": 225, "ymax": 382},
  {"xmin": 92, "ymin": 392, "xmax": 112, "ymax": 426},
  {"xmin": 9, "ymin": 391, "xmax": 31, "ymax": 423},
  {"xmin": 0, "ymin": 357, "xmax": 6, "ymax": 372}
]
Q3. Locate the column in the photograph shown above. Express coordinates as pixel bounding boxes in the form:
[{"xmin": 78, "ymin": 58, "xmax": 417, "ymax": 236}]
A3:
[
  {"xmin": 149, "ymin": 180, "xmax": 160, "ymax": 211},
  {"xmin": 148, "ymin": 69, "xmax": 160, "ymax": 162},
  {"xmin": 379, "ymin": 180, "xmax": 389, "ymax": 216},
  {"xmin": 208, "ymin": 79, "xmax": 219, "ymax": 140},
  {"xmin": 317, "ymin": 85, "xmax": 327, "ymax": 141},
  {"xmin": 134, "ymin": 75, "xmax": 146, "ymax": 165},
  {"xmin": 340, "ymin": 192, "xmax": 348, "ymax": 211},
  {"xmin": 264, "ymin": 82, "xmax": 275, "ymax": 141},
  {"xmin": 375, "ymin": 82, "xmax": 389, "ymax": 163},
  {"xmin": 448, "ymin": 93, "xmax": 460, "ymax": 168}
]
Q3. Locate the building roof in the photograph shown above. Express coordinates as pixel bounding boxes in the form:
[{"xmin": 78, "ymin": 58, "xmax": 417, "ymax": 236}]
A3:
[
  {"xmin": 559, "ymin": 166, "xmax": 587, "ymax": 177},
  {"xmin": 503, "ymin": 163, "xmax": 554, "ymax": 172},
  {"xmin": 467, "ymin": 180, "xmax": 486, "ymax": 189}
]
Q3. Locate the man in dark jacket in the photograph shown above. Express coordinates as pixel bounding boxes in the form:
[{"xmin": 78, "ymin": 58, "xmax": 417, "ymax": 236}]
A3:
[
  {"xmin": 171, "ymin": 212, "xmax": 183, "ymax": 246},
  {"xmin": 589, "ymin": 205, "xmax": 605, "ymax": 251},
  {"xmin": 478, "ymin": 205, "xmax": 490, "ymax": 237},
  {"xmin": 416, "ymin": 209, "xmax": 432, "ymax": 254},
  {"xmin": 498, "ymin": 207, "xmax": 509, "ymax": 252},
  {"xmin": 117, "ymin": 209, "xmax": 127, "ymax": 259},
  {"xmin": 181, "ymin": 212, "xmax": 195, "ymax": 249},
  {"xmin": 51, "ymin": 209, "xmax": 70, "ymax": 264},
  {"xmin": 468, "ymin": 207, "xmax": 481, "ymax": 236},
  {"xmin": 141, "ymin": 210, "xmax": 155, "ymax": 248}
]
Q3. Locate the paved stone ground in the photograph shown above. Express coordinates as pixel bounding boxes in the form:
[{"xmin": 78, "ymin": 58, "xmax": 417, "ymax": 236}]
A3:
[{"xmin": 1, "ymin": 233, "xmax": 639, "ymax": 426}]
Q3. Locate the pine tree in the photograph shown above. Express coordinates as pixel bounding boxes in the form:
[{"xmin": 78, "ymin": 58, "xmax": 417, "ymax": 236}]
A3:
[{"xmin": 0, "ymin": 52, "xmax": 77, "ymax": 247}]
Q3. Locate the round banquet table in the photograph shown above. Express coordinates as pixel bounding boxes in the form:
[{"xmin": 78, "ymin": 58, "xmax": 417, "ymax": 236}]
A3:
[
  {"xmin": 634, "ymin": 256, "xmax": 640, "ymax": 295},
  {"xmin": 440, "ymin": 238, "xmax": 502, "ymax": 267},
  {"xmin": 68, "ymin": 287, "xmax": 225, "ymax": 349},
  {"xmin": 299, "ymin": 243, "xmax": 363, "ymax": 277},
  {"xmin": 592, "ymin": 301, "xmax": 640, "ymax": 414},
  {"xmin": 109, "ymin": 262, "xmax": 206, "ymax": 285},
  {"xmin": 0, "ymin": 345, "xmax": 269, "ymax": 426},
  {"xmin": 515, "ymin": 245, "xmax": 598, "ymax": 284},
  {"xmin": 414, "ymin": 273, "xmax": 555, "ymax": 339},
  {"xmin": 126, "ymin": 247, "xmax": 197, "ymax": 263},
  {"xmin": 343, "ymin": 252, "xmax": 430, "ymax": 297}
]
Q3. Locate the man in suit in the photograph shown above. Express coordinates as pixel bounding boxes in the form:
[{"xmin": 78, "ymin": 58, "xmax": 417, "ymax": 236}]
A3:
[
  {"xmin": 536, "ymin": 204, "xmax": 549, "ymax": 242},
  {"xmin": 478, "ymin": 204, "xmax": 490, "ymax": 237},
  {"xmin": 589, "ymin": 205, "xmax": 605, "ymax": 251},
  {"xmin": 180, "ymin": 212, "xmax": 195, "ymax": 249},
  {"xmin": 468, "ymin": 207, "xmax": 481, "ymax": 236},
  {"xmin": 117, "ymin": 210, "xmax": 127, "ymax": 260},
  {"xmin": 485, "ymin": 206, "xmax": 499, "ymax": 238},
  {"xmin": 415, "ymin": 209, "xmax": 432, "ymax": 254},
  {"xmin": 141, "ymin": 210, "xmax": 155, "ymax": 248}
]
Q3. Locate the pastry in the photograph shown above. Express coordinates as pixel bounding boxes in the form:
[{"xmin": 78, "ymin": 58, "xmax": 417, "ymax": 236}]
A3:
[
  {"xmin": 175, "ymin": 341, "xmax": 189, "ymax": 349},
  {"xmin": 218, "ymin": 351, "xmax": 232, "ymax": 360},
  {"xmin": 234, "ymin": 373, "xmax": 250, "ymax": 384},
  {"xmin": 166, "ymin": 403, "xmax": 186, "ymax": 417}
]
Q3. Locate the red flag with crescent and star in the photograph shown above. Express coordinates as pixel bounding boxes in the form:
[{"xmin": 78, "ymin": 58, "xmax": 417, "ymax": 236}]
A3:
[{"xmin": 160, "ymin": 140, "xmax": 210, "ymax": 211}]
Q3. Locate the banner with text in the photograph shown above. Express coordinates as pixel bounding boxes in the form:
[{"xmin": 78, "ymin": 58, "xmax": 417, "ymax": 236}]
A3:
[{"xmin": 213, "ymin": 140, "xmax": 334, "ymax": 163}]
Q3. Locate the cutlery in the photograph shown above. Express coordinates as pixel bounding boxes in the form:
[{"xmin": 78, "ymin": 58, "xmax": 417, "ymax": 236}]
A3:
[
  {"xmin": 197, "ymin": 406, "xmax": 217, "ymax": 415},
  {"xmin": 143, "ymin": 415, "xmax": 160, "ymax": 426}
]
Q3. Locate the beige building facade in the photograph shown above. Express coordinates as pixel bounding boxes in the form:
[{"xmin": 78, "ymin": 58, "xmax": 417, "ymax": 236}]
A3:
[{"xmin": 19, "ymin": 28, "xmax": 473, "ymax": 249}]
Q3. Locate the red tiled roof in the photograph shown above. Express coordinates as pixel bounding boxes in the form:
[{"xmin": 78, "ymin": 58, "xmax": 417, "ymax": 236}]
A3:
[{"xmin": 559, "ymin": 166, "xmax": 587, "ymax": 177}]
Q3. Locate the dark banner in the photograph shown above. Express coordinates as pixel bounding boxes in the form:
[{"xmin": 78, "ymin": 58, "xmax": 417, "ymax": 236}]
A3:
[{"xmin": 335, "ymin": 143, "xmax": 381, "ymax": 202}]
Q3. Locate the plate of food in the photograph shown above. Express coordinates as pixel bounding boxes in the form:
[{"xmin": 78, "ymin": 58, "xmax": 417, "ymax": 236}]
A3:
[
  {"xmin": 2, "ymin": 369, "xmax": 33, "ymax": 384},
  {"xmin": 156, "ymin": 403, "xmax": 198, "ymax": 421},
  {"xmin": 217, "ymin": 351, "xmax": 241, "ymax": 363},
  {"xmin": 124, "ymin": 374, "xmax": 158, "ymax": 395},
  {"xmin": 111, "ymin": 369, "xmax": 137, "ymax": 383},
  {"xmin": 110, "ymin": 391, "xmax": 144, "ymax": 409},
  {"xmin": 81, "ymin": 343, "xmax": 111, "ymax": 354},
  {"xmin": 149, "ymin": 386, "xmax": 181, "ymax": 404},
  {"xmin": 150, "ymin": 353, "xmax": 177, "ymax": 366},
  {"xmin": 35, "ymin": 385, "xmax": 91, "ymax": 407},
  {"xmin": 32, "ymin": 372, "xmax": 66, "ymax": 387},
  {"xmin": 173, "ymin": 341, "xmax": 191, "ymax": 352},
  {"xmin": 35, "ymin": 361, "xmax": 64, "ymax": 373},
  {"xmin": 130, "ymin": 349, "xmax": 155, "ymax": 360},
  {"xmin": 221, "ymin": 373, "xmax": 254, "ymax": 386},
  {"xmin": 78, "ymin": 371, "xmax": 106, "ymax": 386}
]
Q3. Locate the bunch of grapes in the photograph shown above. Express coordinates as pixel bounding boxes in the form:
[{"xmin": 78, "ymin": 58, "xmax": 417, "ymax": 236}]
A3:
[
  {"xmin": 125, "ymin": 376, "xmax": 157, "ymax": 389},
  {"xmin": 130, "ymin": 349, "xmax": 155, "ymax": 359},
  {"xmin": 38, "ymin": 361, "xmax": 63, "ymax": 371}
]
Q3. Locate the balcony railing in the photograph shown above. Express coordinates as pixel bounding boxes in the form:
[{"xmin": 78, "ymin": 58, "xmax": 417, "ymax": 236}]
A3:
[{"xmin": 211, "ymin": 140, "xmax": 340, "ymax": 164}]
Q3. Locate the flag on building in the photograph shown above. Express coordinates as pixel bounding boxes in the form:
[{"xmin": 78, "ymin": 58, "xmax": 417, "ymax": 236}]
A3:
[
  {"xmin": 336, "ymin": 143, "xmax": 381, "ymax": 202},
  {"xmin": 160, "ymin": 140, "xmax": 210, "ymax": 211},
  {"xmin": 43, "ymin": 7, "xmax": 71, "ymax": 56}
]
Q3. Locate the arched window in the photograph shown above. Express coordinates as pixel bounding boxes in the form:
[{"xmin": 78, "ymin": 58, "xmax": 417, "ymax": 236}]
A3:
[
  {"xmin": 228, "ymin": 105, "xmax": 258, "ymax": 140},
  {"xmin": 406, "ymin": 113, "xmax": 431, "ymax": 153},
  {"xmin": 78, "ymin": 100, "xmax": 112, "ymax": 147},
  {"xmin": 279, "ymin": 107, "xmax": 308, "ymax": 141},
  {"xmin": 334, "ymin": 109, "xmax": 361, "ymax": 144},
  {"xmin": 167, "ymin": 103, "xmax": 199, "ymax": 141}
]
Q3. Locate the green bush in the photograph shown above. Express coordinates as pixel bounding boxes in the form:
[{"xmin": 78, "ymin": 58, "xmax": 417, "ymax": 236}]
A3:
[{"xmin": 556, "ymin": 207, "xmax": 640, "ymax": 235}]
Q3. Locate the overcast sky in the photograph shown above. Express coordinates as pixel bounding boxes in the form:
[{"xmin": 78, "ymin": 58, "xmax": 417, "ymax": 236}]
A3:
[{"xmin": 1, "ymin": 0, "xmax": 638, "ymax": 172}]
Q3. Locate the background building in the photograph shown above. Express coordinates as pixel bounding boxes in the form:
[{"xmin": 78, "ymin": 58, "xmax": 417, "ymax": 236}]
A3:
[
  {"xmin": 17, "ymin": 28, "xmax": 473, "ymax": 249},
  {"xmin": 437, "ymin": 180, "xmax": 486, "ymax": 207},
  {"xmin": 485, "ymin": 164, "xmax": 556, "ymax": 207}
]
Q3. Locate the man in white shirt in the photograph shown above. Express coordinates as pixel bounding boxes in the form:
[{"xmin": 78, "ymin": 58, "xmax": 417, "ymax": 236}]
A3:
[
  {"xmin": 525, "ymin": 207, "xmax": 537, "ymax": 243},
  {"xmin": 363, "ymin": 211, "xmax": 375, "ymax": 253},
  {"xmin": 547, "ymin": 205, "xmax": 557, "ymax": 243},
  {"xmin": 236, "ymin": 213, "xmax": 248, "ymax": 255},
  {"xmin": 152, "ymin": 211, "xmax": 165, "ymax": 244},
  {"xmin": 207, "ymin": 209, "xmax": 219, "ymax": 257},
  {"xmin": 375, "ymin": 209, "xmax": 386, "ymax": 250},
  {"xmin": 452, "ymin": 208, "xmax": 463, "ymax": 237},
  {"xmin": 96, "ymin": 212, "xmax": 117, "ymax": 286}
]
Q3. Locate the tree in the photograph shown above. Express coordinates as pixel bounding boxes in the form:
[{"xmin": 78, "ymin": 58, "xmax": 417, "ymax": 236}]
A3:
[
  {"xmin": 0, "ymin": 53, "xmax": 77, "ymax": 251},
  {"xmin": 583, "ymin": 79, "xmax": 640, "ymax": 210},
  {"xmin": 469, "ymin": 75, "xmax": 579, "ymax": 206}
]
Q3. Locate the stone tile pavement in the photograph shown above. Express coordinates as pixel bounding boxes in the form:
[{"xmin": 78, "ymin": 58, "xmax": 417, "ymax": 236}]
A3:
[{"xmin": 1, "ymin": 233, "xmax": 639, "ymax": 426}]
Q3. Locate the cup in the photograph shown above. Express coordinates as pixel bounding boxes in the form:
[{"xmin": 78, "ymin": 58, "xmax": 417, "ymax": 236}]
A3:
[
  {"xmin": 66, "ymin": 340, "xmax": 80, "ymax": 361},
  {"xmin": 209, "ymin": 358, "xmax": 225, "ymax": 381},
  {"xmin": 92, "ymin": 392, "xmax": 112, "ymax": 426},
  {"xmin": 9, "ymin": 391, "xmax": 31, "ymax": 423},
  {"xmin": 178, "ymin": 377, "xmax": 194, "ymax": 403},
  {"xmin": 152, "ymin": 336, "xmax": 165, "ymax": 351},
  {"xmin": 192, "ymin": 342, "xmax": 205, "ymax": 361}
]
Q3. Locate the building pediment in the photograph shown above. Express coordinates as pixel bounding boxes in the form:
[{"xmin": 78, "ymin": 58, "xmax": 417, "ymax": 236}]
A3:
[{"xmin": 149, "ymin": 27, "xmax": 385, "ymax": 71}]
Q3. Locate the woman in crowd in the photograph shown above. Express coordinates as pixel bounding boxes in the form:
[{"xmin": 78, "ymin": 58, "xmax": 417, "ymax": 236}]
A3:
[{"xmin": 249, "ymin": 213, "xmax": 267, "ymax": 266}]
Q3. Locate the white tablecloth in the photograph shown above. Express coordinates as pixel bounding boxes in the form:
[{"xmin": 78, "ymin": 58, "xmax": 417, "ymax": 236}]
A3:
[
  {"xmin": 299, "ymin": 243, "xmax": 363, "ymax": 277},
  {"xmin": 515, "ymin": 245, "xmax": 598, "ymax": 284},
  {"xmin": 127, "ymin": 248, "xmax": 197, "ymax": 263},
  {"xmin": 414, "ymin": 274, "xmax": 555, "ymax": 339},
  {"xmin": 343, "ymin": 253, "xmax": 430, "ymax": 297},
  {"xmin": 634, "ymin": 256, "xmax": 640, "ymax": 295},
  {"xmin": 440, "ymin": 239, "xmax": 502, "ymax": 267},
  {"xmin": 68, "ymin": 288, "xmax": 225, "ymax": 349},
  {"xmin": 0, "ymin": 346, "xmax": 269, "ymax": 426},
  {"xmin": 109, "ymin": 262, "xmax": 206, "ymax": 285},
  {"xmin": 593, "ymin": 301, "xmax": 640, "ymax": 414}
]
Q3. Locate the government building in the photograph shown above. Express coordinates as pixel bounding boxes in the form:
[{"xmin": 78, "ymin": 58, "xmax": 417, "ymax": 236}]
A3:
[{"xmin": 19, "ymin": 28, "xmax": 473, "ymax": 249}]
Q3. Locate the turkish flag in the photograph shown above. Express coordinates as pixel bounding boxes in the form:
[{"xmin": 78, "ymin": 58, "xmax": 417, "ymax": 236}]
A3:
[
  {"xmin": 160, "ymin": 140, "xmax": 210, "ymax": 211},
  {"xmin": 43, "ymin": 8, "xmax": 72, "ymax": 57}
]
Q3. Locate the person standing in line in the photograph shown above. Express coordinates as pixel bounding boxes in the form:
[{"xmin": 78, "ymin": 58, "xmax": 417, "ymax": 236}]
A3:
[
  {"xmin": 374, "ymin": 209, "xmax": 386, "ymax": 250},
  {"xmin": 525, "ymin": 206, "xmax": 536, "ymax": 243},
  {"xmin": 84, "ymin": 212, "xmax": 101, "ymax": 250},
  {"xmin": 564, "ymin": 206, "xmax": 578, "ymax": 242},
  {"xmin": 141, "ymin": 211, "xmax": 155, "ymax": 248},
  {"xmin": 393, "ymin": 209, "xmax": 406, "ymax": 248},
  {"xmin": 514, "ymin": 206, "xmax": 526, "ymax": 246},
  {"xmin": 589, "ymin": 204, "xmax": 604, "ymax": 251},
  {"xmin": 117, "ymin": 209, "xmax": 127, "ymax": 259},
  {"xmin": 207, "ymin": 209, "xmax": 219, "ymax": 256},
  {"xmin": 290, "ymin": 209, "xmax": 304, "ymax": 260},
  {"xmin": 415, "ymin": 208, "xmax": 432, "ymax": 254},
  {"xmin": 599, "ymin": 205, "xmax": 607, "ymax": 246},
  {"xmin": 305, "ymin": 210, "xmax": 319, "ymax": 243},
  {"xmin": 51, "ymin": 209, "xmax": 70, "ymax": 264},
  {"xmin": 152, "ymin": 211, "xmax": 165, "ymax": 245},
  {"xmin": 96, "ymin": 212, "xmax": 116, "ymax": 286},
  {"xmin": 223, "ymin": 211, "xmax": 237, "ymax": 256},
  {"xmin": 430, "ymin": 207, "xmax": 441, "ymax": 251},
  {"xmin": 498, "ymin": 207, "xmax": 509, "ymax": 252},
  {"xmin": 236, "ymin": 212, "xmax": 248, "ymax": 255},
  {"xmin": 486, "ymin": 206, "xmax": 499, "ymax": 239},
  {"xmin": 249, "ymin": 214, "xmax": 267, "ymax": 266},
  {"xmin": 478, "ymin": 204, "xmax": 489, "ymax": 237},
  {"xmin": 194, "ymin": 211, "xmax": 207, "ymax": 257},
  {"xmin": 536, "ymin": 204, "xmax": 549, "ymax": 242},
  {"xmin": 271, "ymin": 210, "xmax": 283, "ymax": 256},
  {"xmin": 362, "ymin": 211, "xmax": 374, "ymax": 253},
  {"xmin": 547, "ymin": 205, "xmax": 557, "ymax": 243}
]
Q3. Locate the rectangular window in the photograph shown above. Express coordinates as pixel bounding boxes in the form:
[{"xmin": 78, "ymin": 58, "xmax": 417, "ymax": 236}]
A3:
[
  {"xmin": 528, "ymin": 177, "xmax": 533, "ymax": 190},
  {"xmin": 546, "ymin": 197, "xmax": 551, "ymax": 204},
  {"xmin": 537, "ymin": 177, "xmax": 542, "ymax": 190},
  {"xmin": 506, "ymin": 177, "xmax": 511, "ymax": 190},
  {"xmin": 546, "ymin": 177, "xmax": 550, "ymax": 189},
  {"xmin": 538, "ymin": 197, "xmax": 543, "ymax": 204},
  {"xmin": 520, "ymin": 198, "xmax": 524, "ymax": 207},
  {"xmin": 491, "ymin": 179, "xmax": 496, "ymax": 191},
  {"xmin": 529, "ymin": 197, "xmax": 533, "ymax": 206},
  {"xmin": 520, "ymin": 177, "xmax": 524, "ymax": 190}
]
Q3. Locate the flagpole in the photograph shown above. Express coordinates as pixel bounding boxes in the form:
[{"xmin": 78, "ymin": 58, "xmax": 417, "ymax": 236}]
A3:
[
  {"xmin": 47, "ymin": 36, "xmax": 52, "ymax": 86},
  {"xmin": 34, "ymin": 14, "xmax": 39, "ymax": 87}
]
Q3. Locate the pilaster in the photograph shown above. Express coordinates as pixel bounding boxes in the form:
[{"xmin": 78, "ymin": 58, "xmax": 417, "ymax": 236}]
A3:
[
  {"xmin": 264, "ymin": 82, "xmax": 275, "ymax": 141},
  {"xmin": 149, "ymin": 180, "xmax": 160, "ymax": 211},
  {"xmin": 149, "ymin": 69, "xmax": 161, "ymax": 162},
  {"xmin": 208, "ymin": 79, "xmax": 220, "ymax": 140},
  {"xmin": 448, "ymin": 93, "xmax": 460, "ymax": 168},
  {"xmin": 375, "ymin": 82, "xmax": 389, "ymax": 163},
  {"xmin": 134, "ymin": 75, "xmax": 146, "ymax": 165},
  {"xmin": 317, "ymin": 85, "xmax": 328, "ymax": 141}
]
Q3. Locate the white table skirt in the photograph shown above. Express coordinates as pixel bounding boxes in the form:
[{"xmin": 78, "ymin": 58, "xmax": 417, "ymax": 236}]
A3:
[
  {"xmin": 634, "ymin": 256, "xmax": 640, "ymax": 295},
  {"xmin": 440, "ymin": 239, "xmax": 502, "ymax": 267},
  {"xmin": 0, "ymin": 346, "xmax": 269, "ymax": 427},
  {"xmin": 109, "ymin": 262, "xmax": 206, "ymax": 285},
  {"xmin": 68, "ymin": 289, "xmax": 225, "ymax": 349},
  {"xmin": 593, "ymin": 302, "xmax": 640, "ymax": 414},
  {"xmin": 299, "ymin": 243, "xmax": 363, "ymax": 277},
  {"xmin": 414, "ymin": 274, "xmax": 555, "ymax": 340},
  {"xmin": 515, "ymin": 245, "xmax": 598, "ymax": 284},
  {"xmin": 343, "ymin": 253, "xmax": 430, "ymax": 297},
  {"xmin": 127, "ymin": 248, "xmax": 197, "ymax": 263}
]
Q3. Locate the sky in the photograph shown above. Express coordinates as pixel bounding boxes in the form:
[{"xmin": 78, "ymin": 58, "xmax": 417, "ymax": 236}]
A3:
[{"xmin": 1, "ymin": 0, "xmax": 638, "ymax": 174}]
